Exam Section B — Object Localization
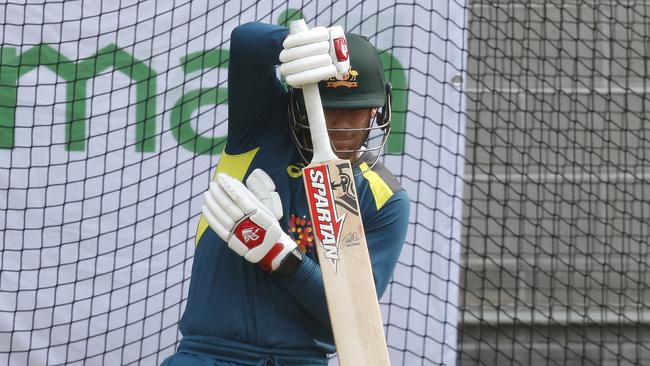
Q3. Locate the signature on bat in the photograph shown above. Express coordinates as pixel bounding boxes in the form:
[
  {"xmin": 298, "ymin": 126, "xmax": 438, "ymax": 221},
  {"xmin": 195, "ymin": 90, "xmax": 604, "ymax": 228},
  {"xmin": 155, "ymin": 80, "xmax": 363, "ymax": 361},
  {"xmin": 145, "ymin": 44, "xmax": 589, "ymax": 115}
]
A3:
[{"xmin": 342, "ymin": 231, "xmax": 361, "ymax": 248}]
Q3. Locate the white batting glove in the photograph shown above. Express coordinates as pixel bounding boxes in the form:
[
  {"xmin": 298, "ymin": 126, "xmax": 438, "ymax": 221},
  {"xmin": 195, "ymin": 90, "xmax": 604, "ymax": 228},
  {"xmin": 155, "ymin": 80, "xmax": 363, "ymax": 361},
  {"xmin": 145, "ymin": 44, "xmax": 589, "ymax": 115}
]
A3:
[
  {"xmin": 245, "ymin": 168, "xmax": 283, "ymax": 220},
  {"xmin": 201, "ymin": 170, "xmax": 298, "ymax": 272},
  {"xmin": 279, "ymin": 25, "xmax": 350, "ymax": 87}
]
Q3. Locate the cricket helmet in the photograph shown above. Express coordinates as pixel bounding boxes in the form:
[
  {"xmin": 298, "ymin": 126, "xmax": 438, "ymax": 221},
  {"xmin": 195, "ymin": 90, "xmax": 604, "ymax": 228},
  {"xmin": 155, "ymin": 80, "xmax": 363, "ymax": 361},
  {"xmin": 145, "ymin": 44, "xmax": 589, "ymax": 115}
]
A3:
[{"xmin": 288, "ymin": 33, "xmax": 392, "ymax": 168}]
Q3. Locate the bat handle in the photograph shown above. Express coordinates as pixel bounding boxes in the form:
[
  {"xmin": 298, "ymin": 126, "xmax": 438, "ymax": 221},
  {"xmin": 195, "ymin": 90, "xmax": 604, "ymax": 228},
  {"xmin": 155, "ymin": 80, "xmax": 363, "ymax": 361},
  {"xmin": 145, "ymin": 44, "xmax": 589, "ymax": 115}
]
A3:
[{"xmin": 288, "ymin": 19, "xmax": 338, "ymax": 163}]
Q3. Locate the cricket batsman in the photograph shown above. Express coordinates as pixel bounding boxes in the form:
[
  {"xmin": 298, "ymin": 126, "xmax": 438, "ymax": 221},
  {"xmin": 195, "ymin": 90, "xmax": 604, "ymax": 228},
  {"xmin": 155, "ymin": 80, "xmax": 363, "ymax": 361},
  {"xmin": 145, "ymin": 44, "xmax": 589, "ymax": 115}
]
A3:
[{"xmin": 161, "ymin": 21, "xmax": 410, "ymax": 366}]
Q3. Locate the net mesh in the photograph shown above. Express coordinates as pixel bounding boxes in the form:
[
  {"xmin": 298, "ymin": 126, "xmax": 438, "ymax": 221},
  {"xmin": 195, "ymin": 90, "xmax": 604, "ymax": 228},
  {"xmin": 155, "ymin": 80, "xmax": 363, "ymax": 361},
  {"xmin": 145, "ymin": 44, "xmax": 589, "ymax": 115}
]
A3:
[
  {"xmin": 0, "ymin": 1, "xmax": 465, "ymax": 365},
  {"xmin": 4, "ymin": 0, "xmax": 649, "ymax": 365},
  {"xmin": 461, "ymin": 1, "xmax": 650, "ymax": 365}
]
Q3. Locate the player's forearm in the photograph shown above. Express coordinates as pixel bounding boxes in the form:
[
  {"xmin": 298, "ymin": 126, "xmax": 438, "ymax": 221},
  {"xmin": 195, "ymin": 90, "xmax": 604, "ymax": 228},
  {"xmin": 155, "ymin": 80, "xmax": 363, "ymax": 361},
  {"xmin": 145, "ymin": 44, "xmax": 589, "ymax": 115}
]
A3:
[
  {"xmin": 227, "ymin": 22, "xmax": 289, "ymax": 146},
  {"xmin": 275, "ymin": 256, "xmax": 331, "ymax": 327},
  {"xmin": 276, "ymin": 192, "xmax": 410, "ymax": 326}
]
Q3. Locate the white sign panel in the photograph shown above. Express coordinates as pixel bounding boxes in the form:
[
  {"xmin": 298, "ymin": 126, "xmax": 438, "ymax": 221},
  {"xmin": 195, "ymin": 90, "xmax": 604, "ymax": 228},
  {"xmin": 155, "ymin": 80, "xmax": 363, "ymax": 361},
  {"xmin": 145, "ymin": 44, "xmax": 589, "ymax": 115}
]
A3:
[{"xmin": 0, "ymin": 1, "xmax": 467, "ymax": 365}]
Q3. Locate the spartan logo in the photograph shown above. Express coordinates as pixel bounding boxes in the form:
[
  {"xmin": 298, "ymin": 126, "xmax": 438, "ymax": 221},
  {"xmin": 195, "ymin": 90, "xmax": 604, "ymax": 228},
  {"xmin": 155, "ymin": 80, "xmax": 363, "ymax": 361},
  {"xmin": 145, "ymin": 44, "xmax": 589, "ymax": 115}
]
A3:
[
  {"xmin": 331, "ymin": 163, "xmax": 359, "ymax": 216},
  {"xmin": 305, "ymin": 166, "xmax": 346, "ymax": 272}
]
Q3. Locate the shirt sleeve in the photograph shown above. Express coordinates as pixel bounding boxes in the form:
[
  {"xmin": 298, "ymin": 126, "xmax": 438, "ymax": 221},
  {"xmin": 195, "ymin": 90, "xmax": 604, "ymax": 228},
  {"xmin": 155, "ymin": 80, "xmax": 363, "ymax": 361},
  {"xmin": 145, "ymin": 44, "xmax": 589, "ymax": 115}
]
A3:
[
  {"xmin": 275, "ymin": 256, "xmax": 331, "ymax": 328},
  {"xmin": 365, "ymin": 190, "xmax": 410, "ymax": 297},
  {"xmin": 276, "ymin": 190, "xmax": 411, "ymax": 326},
  {"xmin": 227, "ymin": 22, "xmax": 290, "ymax": 154}
]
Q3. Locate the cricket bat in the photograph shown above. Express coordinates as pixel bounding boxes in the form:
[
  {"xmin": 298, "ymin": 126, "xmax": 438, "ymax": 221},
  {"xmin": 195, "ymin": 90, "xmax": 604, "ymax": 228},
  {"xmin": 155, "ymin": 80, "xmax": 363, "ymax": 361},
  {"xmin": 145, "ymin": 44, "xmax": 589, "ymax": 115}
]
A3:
[{"xmin": 289, "ymin": 19, "xmax": 391, "ymax": 366}]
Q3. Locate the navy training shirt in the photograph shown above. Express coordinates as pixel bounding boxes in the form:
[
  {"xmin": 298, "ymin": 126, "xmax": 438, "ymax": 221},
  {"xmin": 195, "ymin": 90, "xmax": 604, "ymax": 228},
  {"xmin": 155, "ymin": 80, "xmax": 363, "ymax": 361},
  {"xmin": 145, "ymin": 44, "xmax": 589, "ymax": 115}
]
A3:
[{"xmin": 178, "ymin": 22, "xmax": 410, "ymax": 356}]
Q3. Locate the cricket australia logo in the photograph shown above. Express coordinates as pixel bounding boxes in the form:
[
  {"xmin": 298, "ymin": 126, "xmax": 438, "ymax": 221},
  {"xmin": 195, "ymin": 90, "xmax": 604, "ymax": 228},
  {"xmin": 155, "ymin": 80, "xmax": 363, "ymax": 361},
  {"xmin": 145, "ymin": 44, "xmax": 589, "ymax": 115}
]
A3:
[
  {"xmin": 304, "ymin": 165, "xmax": 346, "ymax": 273},
  {"xmin": 325, "ymin": 67, "xmax": 359, "ymax": 89}
]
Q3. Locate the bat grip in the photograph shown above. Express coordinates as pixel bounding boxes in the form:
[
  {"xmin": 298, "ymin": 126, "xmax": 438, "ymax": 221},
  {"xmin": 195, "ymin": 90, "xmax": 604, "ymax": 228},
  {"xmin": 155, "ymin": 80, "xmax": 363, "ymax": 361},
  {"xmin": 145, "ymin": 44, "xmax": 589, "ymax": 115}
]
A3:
[
  {"xmin": 288, "ymin": 19, "xmax": 338, "ymax": 163},
  {"xmin": 301, "ymin": 84, "xmax": 338, "ymax": 163}
]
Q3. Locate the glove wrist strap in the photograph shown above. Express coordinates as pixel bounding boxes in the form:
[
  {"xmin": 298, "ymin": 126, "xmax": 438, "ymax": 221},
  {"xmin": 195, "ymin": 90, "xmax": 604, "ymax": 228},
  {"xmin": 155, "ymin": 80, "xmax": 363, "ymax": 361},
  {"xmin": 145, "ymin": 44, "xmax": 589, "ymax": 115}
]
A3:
[{"xmin": 271, "ymin": 248, "xmax": 304, "ymax": 278}]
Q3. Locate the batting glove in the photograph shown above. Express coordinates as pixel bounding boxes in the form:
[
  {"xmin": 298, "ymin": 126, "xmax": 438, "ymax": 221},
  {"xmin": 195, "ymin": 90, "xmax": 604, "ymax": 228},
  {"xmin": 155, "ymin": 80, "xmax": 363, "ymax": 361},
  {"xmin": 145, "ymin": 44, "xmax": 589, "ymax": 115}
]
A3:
[
  {"xmin": 279, "ymin": 25, "xmax": 350, "ymax": 87},
  {"xmin": 201, "ymin": 169, "xmax": 300, "ymax": 273}
]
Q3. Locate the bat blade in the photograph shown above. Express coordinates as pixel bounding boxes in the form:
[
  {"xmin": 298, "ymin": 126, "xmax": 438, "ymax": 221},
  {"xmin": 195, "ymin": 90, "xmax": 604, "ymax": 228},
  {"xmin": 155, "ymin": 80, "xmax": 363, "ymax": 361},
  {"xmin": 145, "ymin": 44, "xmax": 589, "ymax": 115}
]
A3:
[
  {"xmin": 288, "ymin": 18, "xmax": 391, "ymax": 366},
  {"xmin": 303, "ymin": 158, "xmax": 391, "ymax": 366}
]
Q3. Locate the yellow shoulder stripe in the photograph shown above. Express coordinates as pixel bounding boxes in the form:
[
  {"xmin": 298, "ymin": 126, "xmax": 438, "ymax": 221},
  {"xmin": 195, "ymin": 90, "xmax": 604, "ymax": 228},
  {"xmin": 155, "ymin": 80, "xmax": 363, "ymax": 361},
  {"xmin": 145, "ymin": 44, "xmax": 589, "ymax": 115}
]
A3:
[
  {"xmin": 359, "ymin": 162, "xmax": 394, "ymax": 210},
  {"xmin": 196, "ymin": 147, "xmax": 260, "ymax": 245}
]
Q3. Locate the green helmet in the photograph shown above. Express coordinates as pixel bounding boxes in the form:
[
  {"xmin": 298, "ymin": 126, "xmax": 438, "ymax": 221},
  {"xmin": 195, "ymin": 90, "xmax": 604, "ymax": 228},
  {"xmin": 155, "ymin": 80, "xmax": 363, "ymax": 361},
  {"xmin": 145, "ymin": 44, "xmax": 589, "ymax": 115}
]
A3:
[
  {"xmin": 288, "ymin": 33, "xmax": 392, "ymax": 167},
  {"xmin": 318, "ymin": 34, "xmax": 389, "ymax": 109}
]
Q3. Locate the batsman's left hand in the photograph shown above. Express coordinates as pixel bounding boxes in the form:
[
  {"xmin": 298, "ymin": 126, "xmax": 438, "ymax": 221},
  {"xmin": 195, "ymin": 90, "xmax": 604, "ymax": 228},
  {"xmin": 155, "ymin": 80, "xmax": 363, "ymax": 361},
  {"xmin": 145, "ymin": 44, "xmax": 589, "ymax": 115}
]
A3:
[{"xmin": 201, "ymin": 170, "xmax": 298, "ymax": 272}]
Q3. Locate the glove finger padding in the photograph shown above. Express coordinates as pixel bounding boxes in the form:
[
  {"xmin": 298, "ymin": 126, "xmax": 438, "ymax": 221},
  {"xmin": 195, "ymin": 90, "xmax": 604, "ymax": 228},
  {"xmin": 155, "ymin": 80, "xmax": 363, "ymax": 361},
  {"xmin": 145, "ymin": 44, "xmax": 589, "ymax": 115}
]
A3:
[
  {"xmin": 203, "ymin": 180, "xmax": 250, "ymax": 256},
  {"xmin": 214, "ymin": 173, "xmax": 297, "ymax": 272},
  {"xmin": 209, "ymin": 181, "xmax": 245, "ymax": 220},
  {"xmin": 246, "ymin": 169, "xmax": 283, "ymax": 220},
  {"xmin": 282, "ymin": 26, "xmax": 329, "ymax": 48},
  {"xmin": 218, "ymin": 173, "xmax": 259, "ymax": 215},
  {"xmin": 202, "ymin": 190, "xmax": 232, "ymax": 241},
  {"xmin": 285, "ymin": 65, "xmax": 338, "ymax": 87},
  {"xmin": 279, "ymin": 40, "xmax": 330, "ymax": 63},
  {"xmin": 279, "ymin": 53, "xmax": 333, "ymax": 78},
  {"xmin": 264, "ymin": 194, "xmax": 283, "ymax": 221}
]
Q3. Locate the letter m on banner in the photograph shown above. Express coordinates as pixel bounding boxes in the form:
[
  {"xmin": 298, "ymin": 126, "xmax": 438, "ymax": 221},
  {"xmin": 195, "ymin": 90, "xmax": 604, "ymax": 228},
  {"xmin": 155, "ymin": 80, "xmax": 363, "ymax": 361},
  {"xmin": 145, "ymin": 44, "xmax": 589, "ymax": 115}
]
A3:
[{"xmin": 0, "ymin": 44, "xmax": 157, "ymax": 151}]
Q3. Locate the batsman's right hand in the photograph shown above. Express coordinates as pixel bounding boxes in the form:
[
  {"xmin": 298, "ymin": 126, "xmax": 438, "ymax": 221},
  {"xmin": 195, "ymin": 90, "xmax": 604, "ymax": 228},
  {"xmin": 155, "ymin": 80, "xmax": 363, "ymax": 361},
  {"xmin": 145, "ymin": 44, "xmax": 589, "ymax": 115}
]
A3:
[
  {"xmin": 279, "ymin": 24, "xmax": 350, "ymax": 87},
  {"xmin": 201, "ymin": 170, "xmax": 298, "ymax": 273}
]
